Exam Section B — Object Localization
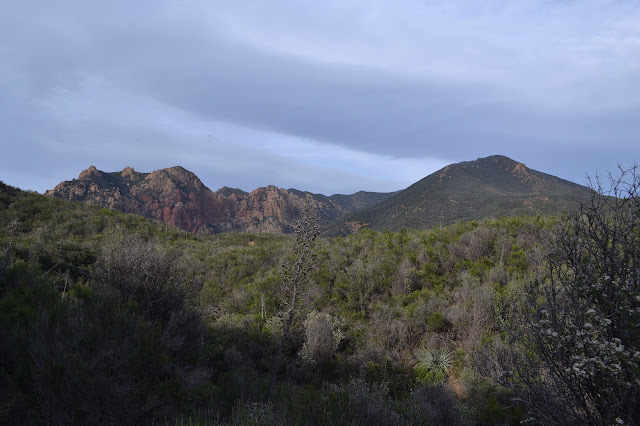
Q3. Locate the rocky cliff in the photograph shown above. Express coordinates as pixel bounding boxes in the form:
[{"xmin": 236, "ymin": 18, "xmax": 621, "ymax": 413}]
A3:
[{"xmin": 45, "ymin": 166, "xmax": 392, "ymax": 234}]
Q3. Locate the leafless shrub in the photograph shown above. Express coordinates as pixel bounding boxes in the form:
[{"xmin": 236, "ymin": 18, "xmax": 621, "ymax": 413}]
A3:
[
  {"xmin": 449, "ymin": 274, "xmax": 493, "ymax": 351},
  {"xmin": 451, "ymin": 227, "xmax": 496, "ymax": 261},
  {"xmin": 392, "ymin": 257, "xmax": 419, "ymax": 295},
  {"xmin": 231, "ymin": 401, "xmax": 278, "ymax": 425},
  {"xmin": 404, "ymin": 383, "xmax": 466, "ymax": 425},
  {"xmin": 487, "ymin": 265, "xmax": 508, "ymax": 286},
  {"xmin": 93, "ymin": 228, "xmax": 203, "ymax": 359},
  {"xmin": 94, "ymin": 228, "xmax": 198, "ymax": 320},
  {"xmin": 301, "ymin": 310, "xmax": 343, "ymax": 363},
  {"xmin": 346, "ymin": 378, "xmax": 401, "ymax": 426}
]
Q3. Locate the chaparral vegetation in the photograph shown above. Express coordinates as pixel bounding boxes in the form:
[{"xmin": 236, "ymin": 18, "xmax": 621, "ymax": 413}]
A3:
[{"xmin": 1, "ymin": 167, "xmax": 638, "ymax": 425}]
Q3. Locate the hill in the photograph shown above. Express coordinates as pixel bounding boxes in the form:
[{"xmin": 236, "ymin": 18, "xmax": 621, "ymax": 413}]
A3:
[{"xmin": 325, "ymin": 155, "xmax": 593, "ymax": 235}]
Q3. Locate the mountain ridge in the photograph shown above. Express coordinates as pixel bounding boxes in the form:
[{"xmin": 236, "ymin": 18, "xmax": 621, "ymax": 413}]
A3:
[
  {"xmin": 45, "ymin": 166, "xmax": 395, "ymax": 234},
  {"xmin": 45, "ymin": 155, "xmax": 594, "ymax": 235}
]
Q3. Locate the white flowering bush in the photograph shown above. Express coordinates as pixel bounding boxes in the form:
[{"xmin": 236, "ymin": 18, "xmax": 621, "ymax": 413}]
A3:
[{"xmin": 489, "ymin": 166, "xmax": 640, "ymax": 425}]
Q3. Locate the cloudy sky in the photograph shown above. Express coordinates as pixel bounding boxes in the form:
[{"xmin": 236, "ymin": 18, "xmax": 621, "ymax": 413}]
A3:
[{"xmin": 1, "ymin": 1, "xmax": 638, "ymax": 195}]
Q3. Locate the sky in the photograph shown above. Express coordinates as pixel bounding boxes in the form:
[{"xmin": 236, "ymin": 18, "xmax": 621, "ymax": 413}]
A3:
[{"xmin": 1, "ymin": 1, "xmax": 639, "ymax": 195}]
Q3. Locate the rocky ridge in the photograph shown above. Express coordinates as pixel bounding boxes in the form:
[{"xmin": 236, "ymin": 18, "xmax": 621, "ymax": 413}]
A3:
[{"xmin": 45, "ymin": 166, "xmax": 394, "ymax": 234}]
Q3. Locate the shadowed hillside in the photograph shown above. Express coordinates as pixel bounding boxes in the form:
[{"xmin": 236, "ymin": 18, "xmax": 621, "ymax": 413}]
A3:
[{"xmin": 325, "ymin": 155, "xmax": 593, "ymax": 235}]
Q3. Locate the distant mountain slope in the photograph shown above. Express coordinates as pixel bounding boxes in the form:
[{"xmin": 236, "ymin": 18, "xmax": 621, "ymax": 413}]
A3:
[
  {"xmin": 324, "ymin": 155, "xmax": 593, "ymax": 235},
  {"xmin": 45, "ymin": 166, "xmax": 392, "ymax": 235},
  {"xmin": 328, "ymin": 190, "xmax": 399, "ymax": 212}
]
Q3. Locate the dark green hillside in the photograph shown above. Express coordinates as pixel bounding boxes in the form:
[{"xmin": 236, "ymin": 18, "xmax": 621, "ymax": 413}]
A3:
[
  {"xmin": 328, "ymin": 190, "xmax": 398, "ymax": 212},
  {"xmin": 325, "ymin": 155, "xmax": 592, "ymax": 235},
  {"xmin": 2, "ymin": 171, "xmax": 637, "ymax": 425},
  {"xmin": 0, "ymin": 180, "xmax": 542, "ymax": 424}
]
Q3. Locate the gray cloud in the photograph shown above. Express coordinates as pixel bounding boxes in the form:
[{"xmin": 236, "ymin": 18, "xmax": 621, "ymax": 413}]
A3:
[{"xmin": 1, "ymin": 0, "xmax": 638, "ymax": 193}]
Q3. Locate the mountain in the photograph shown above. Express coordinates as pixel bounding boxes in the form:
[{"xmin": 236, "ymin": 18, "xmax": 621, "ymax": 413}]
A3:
[
  {"xmin": 45, "ymin": 166, "xmax": 394, "ymax": 234},
  {"xmin": 324, "ymin": 155, "xmax": 593, "ymax": 235},
  {"xmin": 45, "ymin": 156, "xmax": 593, "ymax": 236},
  {"xmin": 328, "ymin": 190, "xmax": 400, "ymax": 211}
]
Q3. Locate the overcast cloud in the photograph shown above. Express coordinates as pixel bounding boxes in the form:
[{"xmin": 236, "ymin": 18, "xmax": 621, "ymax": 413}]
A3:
[{"xmin": 1, "ymin": 1, "xmax": 638, "ymax": 194}]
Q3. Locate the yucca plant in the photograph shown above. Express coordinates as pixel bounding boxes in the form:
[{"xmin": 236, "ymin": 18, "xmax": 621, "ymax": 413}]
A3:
[{"xmin": 414, "ymin": 348, "xmax": 453, "ymax": 383}]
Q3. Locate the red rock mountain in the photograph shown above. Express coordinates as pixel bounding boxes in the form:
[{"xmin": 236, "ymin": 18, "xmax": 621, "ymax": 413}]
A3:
[{"xmin": 45, "ymin": 166, "xmax": 394, "ymax": 234}]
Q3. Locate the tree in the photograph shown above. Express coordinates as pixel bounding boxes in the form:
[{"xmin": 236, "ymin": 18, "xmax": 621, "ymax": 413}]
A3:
[
  {"xmin": 485, "ymin": 166, "xmax": 640, "ymax": 425},
  {"xmin": 266, "ymin": 206, "xmax": 319, "ymax": 400}
]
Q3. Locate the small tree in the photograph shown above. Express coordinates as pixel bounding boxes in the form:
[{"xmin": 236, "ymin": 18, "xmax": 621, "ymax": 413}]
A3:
[
  {"xmin": 485, "ymin": 166, "xmax": 640, "ymax": 424},
  {"xmin": 266, "ymin": 206, "xmax": 319, "ymax": 400}
]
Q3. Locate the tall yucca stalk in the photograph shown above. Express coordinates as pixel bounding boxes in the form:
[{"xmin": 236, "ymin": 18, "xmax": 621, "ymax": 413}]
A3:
[{"xmin": 265, "ymin": 206, "xmax": 319, "ymax": 401}]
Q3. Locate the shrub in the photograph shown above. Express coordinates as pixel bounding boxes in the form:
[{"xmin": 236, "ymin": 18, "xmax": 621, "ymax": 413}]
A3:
[
  {"xmin": 403, "ymin": 383, "xmax": 465, "ymax": 425},
  {"xmin": 414, "ymin": 348, "xmax": 453, "ymax": 383},
  {"xmin": 346, "ymin": 378, "xmax": 401, "ymax": 425},
  {"xmin": 93, "ymin": 228, "xmax": 203, "ymax": 359},
  {"xmin": 301, "ymin": 310, "xmax": 343, "ymax": 363},
  {"xmin": 488, "ymin": 166, "xmax": 640, "ymax": 424},
  {"xmin": 426, "ymin": 311, "xmax": 448, "ymax": 332}
]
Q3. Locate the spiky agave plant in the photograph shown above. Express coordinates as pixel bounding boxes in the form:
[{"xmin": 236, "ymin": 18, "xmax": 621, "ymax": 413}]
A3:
[{"xmin": 414, "ymin": 348, "xmax": 453, "ymax": 383}]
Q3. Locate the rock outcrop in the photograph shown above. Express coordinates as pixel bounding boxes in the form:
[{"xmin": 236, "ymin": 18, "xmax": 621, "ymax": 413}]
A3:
[{"xmin": 45, "ymin": 166, "xmax": 393, "ymax": 234}]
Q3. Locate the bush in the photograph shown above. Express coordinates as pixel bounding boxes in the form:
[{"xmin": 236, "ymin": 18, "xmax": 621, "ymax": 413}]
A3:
[
  {"xmin": 301, "ymin": 310, "xmax": 343, "ymax": 363},
  {"xmin": 346, "ymin": 378, "xmax": 401, "ymax": 425},
  {"xmin": 24, "ymin": 289, "xmax": 168, "ymax": 424},
  {"xmin": 488, "ymin": 166, "xmax": 640, "ymax": 424},
  {"xmin": 426, "ymin": 311, "xmax": 448, "ymax": 332},
  {"xmin": 93, "ymin": 228, "xmax": 203, "ymax": 359},
  {"xmin": 403, "ymin": 383, "xmax": 465, "ymax": 425}
]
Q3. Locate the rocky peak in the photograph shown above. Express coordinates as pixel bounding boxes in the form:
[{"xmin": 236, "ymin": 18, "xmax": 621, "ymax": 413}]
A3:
[
  {"xmin": 486, "ymin": 155, "xmax": 527, "ymax": 172},
  {"xmin": 481, "ymin": 155, "xmax": 543, "ymax": 185},
  {"xmin": 166, "ymin": 166, "xmax": 204, "ymax": 188},
  {"xmin": 143, "ymin": 166, "xmax": 204, "ymax": 193},
  {"xmin": 79, "ymin": 165, "xmax": 101, "ymax": 180},
  {"xmin": 466, "ymin": 155, "xmax": 516, "ymax": 169},
  {"xmin": 248, "ymin": 185, "xmax": 281, "ymax": 200},
  {"xmin": 121, "ymin": 166, "xmax": 141, "ymax": 181}
]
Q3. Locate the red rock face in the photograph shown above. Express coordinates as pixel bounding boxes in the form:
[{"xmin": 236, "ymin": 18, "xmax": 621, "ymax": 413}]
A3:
[{"xmin": 45, "ymin": 166, "xmax": 349, "ymax": 234}]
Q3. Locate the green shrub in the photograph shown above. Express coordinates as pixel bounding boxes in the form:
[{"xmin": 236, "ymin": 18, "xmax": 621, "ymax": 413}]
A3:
[{"xmin": 426, "ymin": 311, "xmax": 447, "ymax": 331}]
